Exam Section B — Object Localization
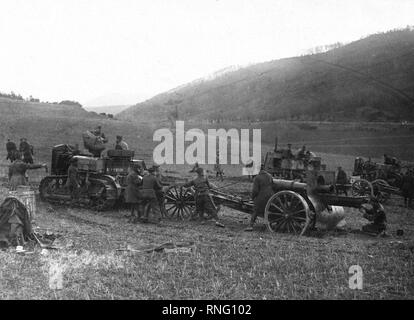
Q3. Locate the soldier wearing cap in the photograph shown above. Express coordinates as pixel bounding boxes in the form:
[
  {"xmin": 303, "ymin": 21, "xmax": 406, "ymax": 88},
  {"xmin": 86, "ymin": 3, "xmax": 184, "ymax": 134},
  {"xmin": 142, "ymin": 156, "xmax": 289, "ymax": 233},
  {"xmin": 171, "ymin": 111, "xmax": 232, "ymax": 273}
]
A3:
[
  {"xmin": 66, "ymin": 157, "xmax": 80, "ymax": 204},
  {"xmin": 92, "ymin": 126, "xmax": 108, "ymax": 143},
  {"xmin": 8, "ymin": 152, "xmax": 47, "ymax": 191},
  {"xmin": 125, "ymin": 164, "xmax": 143, "ymax": 223},
  {"xmin": 183, "ymin": 167, "xmax": 224, "ymax": 227},
  {"xmin": 245, "ymin": 164, "xmax": 274, "ymax": 232},
  {"xmin": 115, "ymin": 135, "xmax": 129, "ymax": 150},
  {"xmin": 359, "ymin": 198, "xmax": 387, "ymax": 235},
  {"xmin": 140, "ymin": 166, "xmax": 163, "ymax": 224},
  {"xmin": 336, "ymin": 166, "xmax": 348, "ymax": 196}
]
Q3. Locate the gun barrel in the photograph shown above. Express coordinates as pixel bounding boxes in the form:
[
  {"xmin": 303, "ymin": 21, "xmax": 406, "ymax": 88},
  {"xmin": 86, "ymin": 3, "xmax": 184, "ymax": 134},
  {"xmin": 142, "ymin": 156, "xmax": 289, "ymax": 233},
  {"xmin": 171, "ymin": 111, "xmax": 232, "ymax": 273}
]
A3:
[{"xmin": 272, "ymin": 178, "xmax": 334, "ymax": 193}]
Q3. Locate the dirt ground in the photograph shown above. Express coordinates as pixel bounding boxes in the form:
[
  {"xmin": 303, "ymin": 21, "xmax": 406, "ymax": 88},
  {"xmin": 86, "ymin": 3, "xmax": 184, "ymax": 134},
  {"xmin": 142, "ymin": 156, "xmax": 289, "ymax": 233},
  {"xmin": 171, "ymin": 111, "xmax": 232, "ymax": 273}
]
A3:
[{"xmin": 0, "ymin": 168, "xmax": 413, "ymax": 300}]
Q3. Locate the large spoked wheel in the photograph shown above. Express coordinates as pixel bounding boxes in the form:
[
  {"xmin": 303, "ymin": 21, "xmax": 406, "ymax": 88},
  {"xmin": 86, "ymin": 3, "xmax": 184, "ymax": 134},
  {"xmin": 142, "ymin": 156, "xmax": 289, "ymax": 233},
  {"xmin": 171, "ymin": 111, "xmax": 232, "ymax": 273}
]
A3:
[
  {"xmin": 372, "ymin": 179, "xmax": 391, "ymax": 203},
  {"xmin": 351, "ymin": 179, "xmax": 373, "ymax": 197},
  {"xmin": 164, "ymin": 186, "xmax": 195, "ymax": 220},
  {"xmin": 264, "ymin": 191, "xmax": 312, "ymax": 235}
]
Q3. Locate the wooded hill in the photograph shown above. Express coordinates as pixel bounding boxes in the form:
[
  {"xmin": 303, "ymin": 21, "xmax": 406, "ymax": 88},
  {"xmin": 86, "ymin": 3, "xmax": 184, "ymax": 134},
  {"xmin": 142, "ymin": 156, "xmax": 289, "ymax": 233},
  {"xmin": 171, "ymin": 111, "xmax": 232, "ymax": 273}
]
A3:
[{"xmin": 119, "ymin": 28, "xmax": 414, "ymax": 123}]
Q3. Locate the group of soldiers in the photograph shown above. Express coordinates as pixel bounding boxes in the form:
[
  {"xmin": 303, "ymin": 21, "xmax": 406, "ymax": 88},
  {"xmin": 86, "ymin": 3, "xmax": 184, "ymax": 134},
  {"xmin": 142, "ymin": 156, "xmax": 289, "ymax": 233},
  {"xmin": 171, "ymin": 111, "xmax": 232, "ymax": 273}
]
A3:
[
  {"xmin": 6, "ymin": 138, "xmax": 35, "ymax": 164},
  {"xmin": 124, "ymin": 163, "xmax": 225, "ymax": 227}
]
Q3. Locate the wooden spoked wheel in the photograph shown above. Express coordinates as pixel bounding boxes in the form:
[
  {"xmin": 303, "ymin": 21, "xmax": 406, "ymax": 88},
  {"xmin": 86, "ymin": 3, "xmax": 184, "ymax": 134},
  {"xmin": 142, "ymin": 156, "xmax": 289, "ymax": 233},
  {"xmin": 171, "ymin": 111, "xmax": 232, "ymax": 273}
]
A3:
[
  {"xmin": 351, "ymin": 179, "xmax": 373, "ymax": 197},
  {"xmin": 372, "ymin": 179, "xmax": 391, "ymax": 203},
  {"xmin": 264, "ymin": 191, "xmax": 312, "ymax": 235},
  {"xmin": 164, "ymin": 186, "xmax": 195, "ymax": 220}
]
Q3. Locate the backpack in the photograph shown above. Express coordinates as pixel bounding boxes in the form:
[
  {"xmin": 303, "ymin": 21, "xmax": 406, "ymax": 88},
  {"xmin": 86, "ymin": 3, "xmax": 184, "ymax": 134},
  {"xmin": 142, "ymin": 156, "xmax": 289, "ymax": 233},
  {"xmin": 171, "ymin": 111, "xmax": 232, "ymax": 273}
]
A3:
[{"xmin": 0, "ymin": 197, "xmax": 32, "ymax": 247}]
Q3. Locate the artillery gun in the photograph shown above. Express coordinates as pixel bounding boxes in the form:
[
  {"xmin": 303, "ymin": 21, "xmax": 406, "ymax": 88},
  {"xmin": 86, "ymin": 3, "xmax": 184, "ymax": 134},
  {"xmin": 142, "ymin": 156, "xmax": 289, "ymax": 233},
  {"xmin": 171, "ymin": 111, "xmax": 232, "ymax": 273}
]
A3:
[
  {"xmin": 164, "ymin": 170, "xmax": 374, "ymax": 235},
  {"xmin": 352, "ymin": 157, "xmax": 403, "ymax": 188},
  {"xmin": 263, "ymin": 138, "xmax": 334, "ymax": 184},
  {"xmin": 39, "ymin": 144, "xmax": 146, "ymax": 210}
]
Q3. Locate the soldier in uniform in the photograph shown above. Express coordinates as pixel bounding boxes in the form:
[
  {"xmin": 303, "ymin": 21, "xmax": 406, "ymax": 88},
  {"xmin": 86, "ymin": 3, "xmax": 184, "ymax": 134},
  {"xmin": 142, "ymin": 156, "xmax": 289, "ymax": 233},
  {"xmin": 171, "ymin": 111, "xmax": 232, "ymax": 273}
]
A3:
[
  {"xmin": 153, "ymin": 164, "xmax": 169, "ymax": 217},
  {"xmin": 183, "ymin": 167, "xmax": 224, "ymax": 227},
  {"xmin": 359, "ymin": 198, "xmax": 387, "ymax": 235},
  {"xmin": 19, "ymin": 138, "xmax": 34, "ymax": 164},
  {"xmin": 336, "ymin": 166, "xmax": 348, "ymax": 196},
  {"xmin": 245, "ymin": 164, "xmax": 274, "ymax": 232},
  {"xmin": 214, "ymin": 151, "xmax": 224, "ymax": 181},
  {"xmin": 8, "ymin": 153, "xmax": 47, "ymax": 190},
  {"xmin": 401, "ymin": 170, "xmax": 414, "ymax": 209},
  {"xmin": 6, "ymin": 139, "xmax": 18, "ymax": 162},
  {"xmin": 115, "ymin": 135, "xmax": 129, "ymax": 150},
  {"xmin": 125, "ymin": 164, "xmax": 143, "ymax": 222},
  {"xmin": 140, "ymin": 167, "xmax": 163, "ymax": 224},
  {"xmin": 66, "ymin": 158, "xmax": 80, "ymax": 204},
  {"xmin": 92, "ymin": 126, "xmax": 108, "ymax": 143}
]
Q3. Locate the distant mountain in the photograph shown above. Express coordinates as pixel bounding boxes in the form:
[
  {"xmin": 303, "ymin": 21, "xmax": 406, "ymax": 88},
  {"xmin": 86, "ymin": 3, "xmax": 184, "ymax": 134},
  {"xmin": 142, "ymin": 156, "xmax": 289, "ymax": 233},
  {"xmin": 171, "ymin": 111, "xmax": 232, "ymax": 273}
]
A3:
[
  {"xmin": 119, "ymin": 29, "xmax": 414, "ymax": 123},
  {"xmin": 84, "ymin": 105, "xmax": 131, "ymax": 115},
  {"xmin": 85, "ymin": 93, "xmax": 143, "ymax": 109}
]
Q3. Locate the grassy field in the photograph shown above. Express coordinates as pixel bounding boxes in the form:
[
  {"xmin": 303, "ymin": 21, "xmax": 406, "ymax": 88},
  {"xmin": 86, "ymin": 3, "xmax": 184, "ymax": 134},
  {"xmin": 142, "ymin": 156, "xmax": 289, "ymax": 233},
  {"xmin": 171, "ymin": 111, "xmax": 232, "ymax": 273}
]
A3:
[{"xmin": 0, "ymin": 179, "xmax": 413, "ymax": 300}]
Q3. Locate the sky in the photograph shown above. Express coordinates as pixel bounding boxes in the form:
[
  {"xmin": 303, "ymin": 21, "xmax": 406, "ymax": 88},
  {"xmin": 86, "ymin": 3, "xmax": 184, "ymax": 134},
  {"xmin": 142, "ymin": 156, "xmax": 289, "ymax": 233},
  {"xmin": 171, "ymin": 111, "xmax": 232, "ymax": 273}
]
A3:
[{"xmin": 0, "ymin": 0, "xmax": 413, "ymax": 107}]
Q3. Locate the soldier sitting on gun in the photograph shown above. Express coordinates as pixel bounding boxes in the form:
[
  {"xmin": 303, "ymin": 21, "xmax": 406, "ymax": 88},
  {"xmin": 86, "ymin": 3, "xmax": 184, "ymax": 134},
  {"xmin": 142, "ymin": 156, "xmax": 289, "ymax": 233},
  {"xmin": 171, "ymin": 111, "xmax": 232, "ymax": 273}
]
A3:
[
  {"xmin": 359, "ymin": 198, "xmax": 387, "ymax": 235},
  {"xmin": 115, "ymin": 135, "xmax": 129, "ymax": 150},
  {"xmin": 182, "ymin": 167, "xmax": 224, "ymax": 227}
]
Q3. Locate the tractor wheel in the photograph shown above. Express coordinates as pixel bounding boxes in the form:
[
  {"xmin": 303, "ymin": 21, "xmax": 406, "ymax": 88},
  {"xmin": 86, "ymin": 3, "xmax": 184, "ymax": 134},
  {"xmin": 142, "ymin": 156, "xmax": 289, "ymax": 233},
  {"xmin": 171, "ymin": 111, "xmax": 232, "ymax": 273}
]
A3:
[{"xmin": 264, "ymin": 191, "xmax": 313, "ymax": 235}]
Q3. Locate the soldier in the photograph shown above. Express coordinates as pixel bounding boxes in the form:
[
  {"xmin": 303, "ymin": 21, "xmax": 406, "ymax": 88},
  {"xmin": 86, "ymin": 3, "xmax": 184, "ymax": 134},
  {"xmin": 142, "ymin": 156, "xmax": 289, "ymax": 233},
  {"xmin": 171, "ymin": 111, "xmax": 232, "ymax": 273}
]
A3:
[
  {"xmin": 189, "ymin": 161, "xmax": 199, "ymax": 173},
  {"xmin": 359, "ymin": 198, "xmax": 387, "ymax": 235},
  {"xmin": 245, "ymin": 164, "xmax": 274, "ymax": 232},
  {"xmin": 336, "ymin": 166, "xmax": 348, "ymax": 196},
  {"xmin": 66, "ymin": 158, "xmax": 80, "ymax": 204},
  {"xmin": 401, "ymin": 170, "xmax": 414, "ymax": 209},
  {"xmin": 384, "ymin": 154, "xmax": 393, "ymax": 165},
  {"xmin": 6, "ymin": 139, "xmax": 18, "ymax": 162},
  {"xmin": 125, "ymin": 164, "xmax": 143, "ymax": 223},
  {"xmin": 8, "ymin": 153, "xmax": 47, "ymax": 190},
  {"xmin": 140, "ymin": 167, "xmax": 163, "ymax": 224},
  {"xmin": 92, "ymin": 126, "xmax": 108, "ymax": 143},
  {"xmin": 183, "ymin": 167, "xmax": 224, "ymax": 227},
  {"xmin": 214, "ymin": 151, "xmax": 224, "ymax": 181},
  {"xmin": 153, "ymin": 164, "xmax": 168, "ymax": 217},
  {"xmin": 19, "ymin": 138, "xmax": 34, "ymax": 164},
  {"xmin": 115, "ymin": 135, "xmax": 129, "ymax": 150},
  {"xmin": 296, "ymin": 145, "xmax": 306, "ymax": 160}
]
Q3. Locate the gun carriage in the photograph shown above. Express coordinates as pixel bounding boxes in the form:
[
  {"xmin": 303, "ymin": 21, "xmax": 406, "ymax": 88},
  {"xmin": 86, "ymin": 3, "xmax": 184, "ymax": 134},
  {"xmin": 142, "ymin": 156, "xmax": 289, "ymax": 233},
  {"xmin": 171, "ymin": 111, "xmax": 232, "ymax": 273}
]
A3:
[{"xmin": 164, "ymin": 172, "xmax": 372, "ymax": 236}]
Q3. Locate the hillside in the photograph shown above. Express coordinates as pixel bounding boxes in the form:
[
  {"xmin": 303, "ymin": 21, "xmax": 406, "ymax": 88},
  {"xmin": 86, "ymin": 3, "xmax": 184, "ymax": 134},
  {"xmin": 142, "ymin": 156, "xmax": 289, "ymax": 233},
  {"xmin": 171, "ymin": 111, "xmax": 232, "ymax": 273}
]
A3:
[{"xmin": 119, "ymin": 29, "xmax": 414, "ymax": 123}]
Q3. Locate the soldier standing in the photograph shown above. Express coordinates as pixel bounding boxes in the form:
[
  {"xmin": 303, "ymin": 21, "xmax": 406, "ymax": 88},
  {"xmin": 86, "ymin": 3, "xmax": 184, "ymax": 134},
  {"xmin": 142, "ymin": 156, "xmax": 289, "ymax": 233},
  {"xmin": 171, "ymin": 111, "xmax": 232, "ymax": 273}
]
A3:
[
  {"xmin": 8, "ymin": 153, "xmax": 47, "ymax": 190},
  {"xmin": 245, "ymin": 164, "xmax": 274, "ymax": 232},
  {"xmin": 19, "ymin": 138, "xmax": 34, "ymax": 164},
  {"xmin": 6, "ymin": 139, "xmax": 18, "ymax": 162},
  {"xmin": 125, "ymin": 164, "xmax": 143, "ymax": 223},
  {"xmin": 214, "ymin": 151, "xmax": 224, "ymax": 181},
  {"xmin": 336, "ymin": 166, "xmax": 348, "ymax": 196},
  {"xmin": 66, "ymin": 158, "xmax": 80, "ymax": 204},
  {"xmin": 401, "ymin": 170, "xmax": 414, "ymax": 209},
  {"xmin": 183, "ymin": 167, "xmax": 224, "ymax": 227},
  {"xmin": 140, "ymin": 167, "xmax": 163, "ymax": 224}
]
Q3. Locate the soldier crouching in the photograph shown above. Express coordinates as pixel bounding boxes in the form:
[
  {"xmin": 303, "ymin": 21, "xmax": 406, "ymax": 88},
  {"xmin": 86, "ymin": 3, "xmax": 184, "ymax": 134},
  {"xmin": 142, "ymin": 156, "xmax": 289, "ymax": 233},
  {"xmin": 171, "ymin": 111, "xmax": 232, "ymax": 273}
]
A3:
[{"xmin": 359, "ymin": 198, "xmax": 387, "ymax": 235}]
